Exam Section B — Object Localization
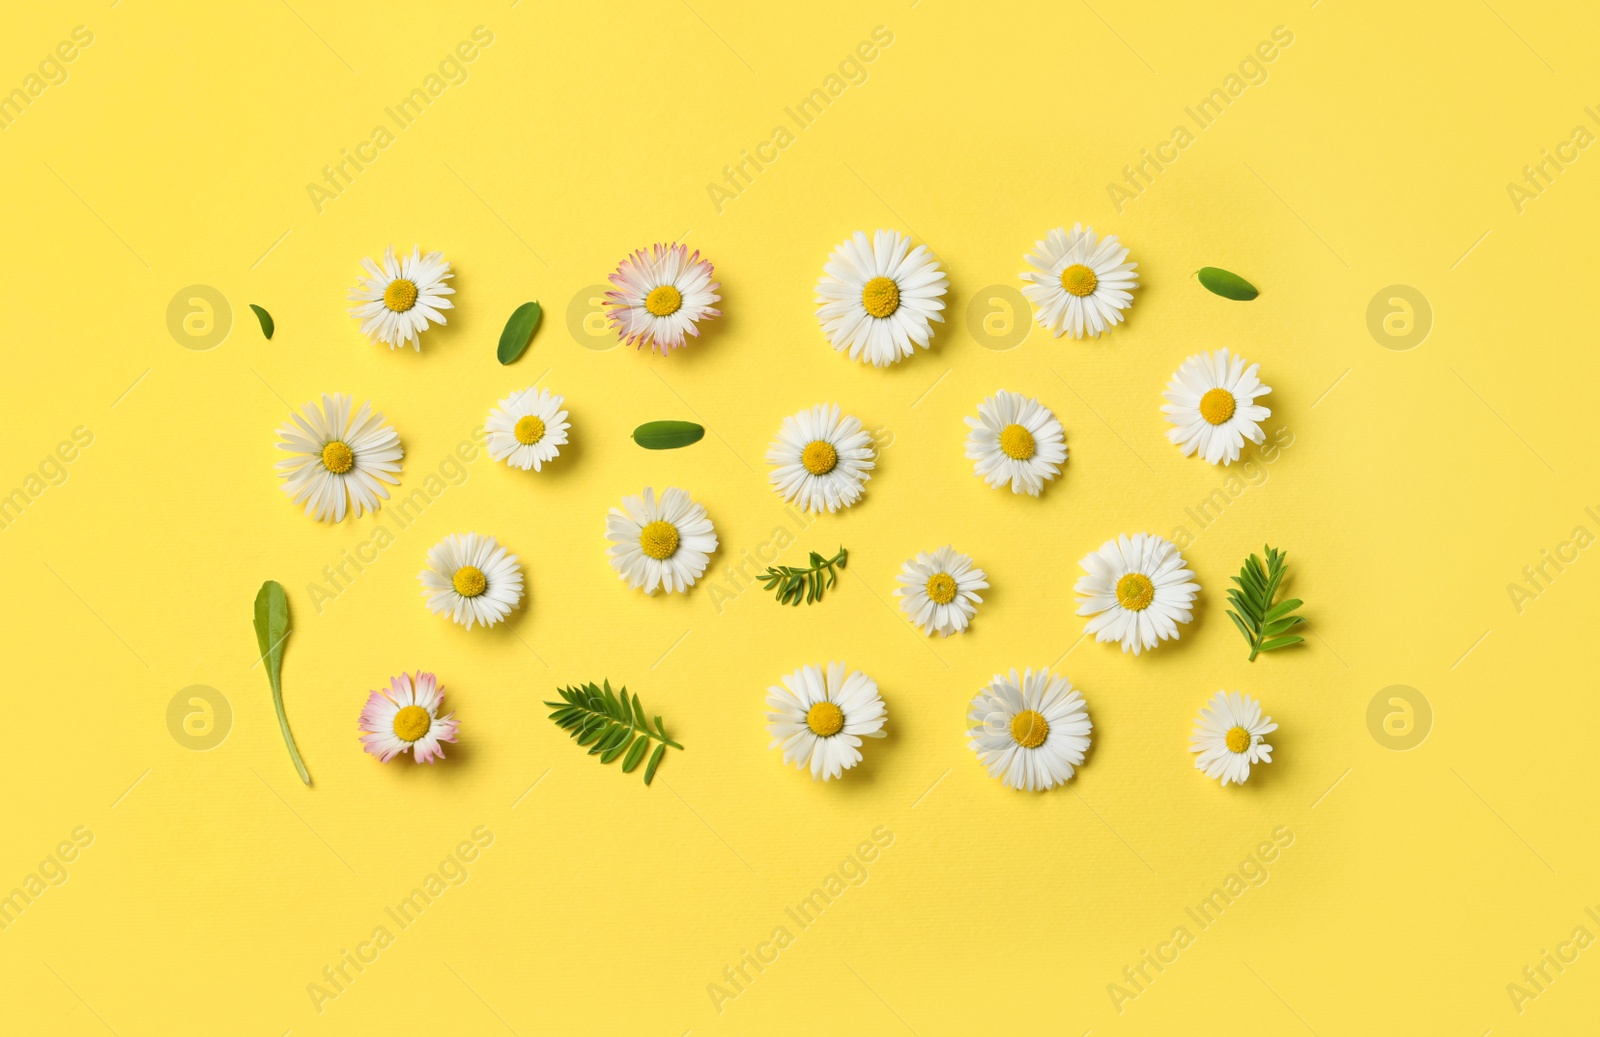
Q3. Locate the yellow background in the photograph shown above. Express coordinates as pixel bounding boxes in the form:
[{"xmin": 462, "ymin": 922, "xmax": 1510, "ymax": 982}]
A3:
[{"xmin": 4, "ymin": 1, "xmax": 1598, "ymax": 1033}]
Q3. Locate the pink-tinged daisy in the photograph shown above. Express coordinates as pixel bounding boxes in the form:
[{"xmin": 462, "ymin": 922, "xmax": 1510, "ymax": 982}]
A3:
[
  {"xmin": 347, "ymin": 245, "xmax": 454, "ymax": 350},
  {"xmin": 603, "ymin": 243, "xmax": 721, "ymax": 353},
  {"xmin": 359, "ymin": 671, "xmax": 459, "ymax": 764}
]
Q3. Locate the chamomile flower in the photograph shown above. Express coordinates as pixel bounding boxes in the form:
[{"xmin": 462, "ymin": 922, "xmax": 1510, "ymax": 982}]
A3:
[
  {"xmin": 1190, "ymin": 691, "xmax": 1277, "ymax": 786},
  {"xmin": 966, "ymin": 668, "xmax": 1092, "ymax": 792},
  {"xmin": 766, "ymin": 404, "xmax": 875, "ymax": 513},
  {"xmin": 606, "ymin": 487, "xmax": 718, "ymax": 595},
  {"xmin": 766, "ymin": 662, "xmax": 887, "ymax": 781},
  {"xmin": 274, "ymin": 393, "xmax": 403, "ymax": 523},
  {"xmin": 1162, "ymin": 348, "xmax": 1272, "ymax": 466},
  {"xmin": 347, "ymin": 245, "xmax": 454, "ymax": 350},
  {"xmin": 1020, "ymin": 224, "xmax": 1138, "ymax": 339},
  {"xmin": 896, "ymin": 546, "xmax": 988, "ymax": 637},
  {"xmin": 419, "ymin": 533, "xmax": 523, "ymax": 630},
  {"xmin": 604, "ymin": 242, "xmax": 721, "ymax": 354},
  {"xmin": 359, "ymin": 671, "xmax": 459, "ymax": 764},
  {"xmin": 964, "ymin": 390, "xmax": 1067, "ymax": 496},
  {"xmin": 486, "ymin": 387, "xmax": 569, "ymax": 472},
  {"xmin": 1075, "ymin": 533, "xmax": 1199, "ymax": 655},
  {"xmin": 815, "ymin": 229, "xmax": 948, "ymax": 367}
]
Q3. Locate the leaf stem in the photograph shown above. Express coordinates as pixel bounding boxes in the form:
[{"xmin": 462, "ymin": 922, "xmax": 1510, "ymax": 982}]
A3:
[{"xmin": 272, "ymin": 686, "xmax": 311, "ymax": 785}]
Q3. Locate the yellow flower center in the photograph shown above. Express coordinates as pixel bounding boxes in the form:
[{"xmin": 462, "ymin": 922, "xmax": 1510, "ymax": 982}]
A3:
[
  {"xmin": 1116, "ymin": 572, "xmax": 1155, "ymax": 611},
  {"xmin": 320, "ymin": 441, "xmax": 354, "ymax": 474},
  {"xmin": 1011, "ymin": 710, "xmax": 1049, "ymax": 749},
  {"xmin": 999, "ymin": 423, "xmax": 1035, "ymax": 460},
  {"xmin": 1225, "ymin": 726, "xmax": 1252, "ymax": 754},
  {"xmin": 514, "ymin": 415, "xmax": 546, "ymax": 445},
  {"xmin": 861, "ymin": 276, "xmax": 900, "ymax": 318},
  {"xmin": 925, "ymin": 573, "xmax": 957, "ymax": 605},
  {"xmin": 645, "ymin": 285, "xmax": 682, "ymax": 316},
  {"xmin": 384, "ymin": 278, "xmax": 419, "ymax": 312},
  {"xmin": 452, "ymin": 566, "xmax": 487, "ymax": 597},
  {"xmin": 639, "ymin": 520, "xmax": 679, "ymax": 560},
  {"xmin": 392, "ymin": 704, "xmax": 432, "ymax": 742},
  {"xmin": 801, "ymin": 440, "xmax": 838, "ymax": 475},
  {"xmin": 1060, "ymin": 263, "xmax": 1098, "ymax": 297},
  {"xmin": 1199, "ymin": 388, "xmax": 1236, "ymax": 425},
  {"xmin": 806, "ymin": 701, "xmax": 844, "ymax": 737}
]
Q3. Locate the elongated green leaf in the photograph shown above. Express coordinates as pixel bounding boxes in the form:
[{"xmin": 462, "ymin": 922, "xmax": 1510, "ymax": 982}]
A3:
[
  {"xmin": 1196, "ymin": 266, "xmax": 1259, "ymax": 301},
  {"xmin": 621, "ymin": 735, "xmax": 649, "ymax": 772},
  {"xmin": 644, "ymin": 742, "xmax": 666, "ymax": 784},
  {"xmin": 249, "ymin": 304, "xmax": 275, "ymax": 340},
  {"xmin": 497, "ymin": 301, "xmax": 542, "ymax": 364},
  {"xmin": 253, "ymin": 581, "xmax": 309, "ymax": 785},
  {"xmin": 1260, "ymin": 635, "xmax": 1306, "ymax": 651},
  {"xmin": 1265, "ymin": 598, "xmax": 1303, "ymax": 621},
  {"xmin": 631, "ymin": 420, "xmax": 705, "ymax": 450}
]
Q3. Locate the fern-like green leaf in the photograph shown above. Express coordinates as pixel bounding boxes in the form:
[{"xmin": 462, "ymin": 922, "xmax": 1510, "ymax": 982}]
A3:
[
  {"xmin": 757, "ymin": 546, "xmax": 848, "ymax": 607},
  {"xmin": 1225, "ymin": 545, "xmax": 1306, "ymax": 661},
  {"xmin": 543, "ymin": 681, "xmax": 682, "ymax": 785}
]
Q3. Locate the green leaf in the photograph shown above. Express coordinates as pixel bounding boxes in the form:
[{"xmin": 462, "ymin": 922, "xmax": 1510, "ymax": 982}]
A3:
[
  {"xmin": 253, "ymin": 581, "xmax": 309, "ymax": 785},
  {"xmin": 546, "ymin": 680, "xmax": 681, "ymax": 786},
  {"xmin": 1228, "ymin": 545, "xmax": 1308, "ymax": 662},
  {"xmin": 1264, "ymin": 598, "xmax": 1303, "ymax": 621},
  {"xmin": 1196, "ymin": 266, "xmax": 1259, "ymax": 301},
  {"xmin": 631, "ymin": 421, "xmax": 705, "ymax": 450},
  {"xmin": 497, "ymin": 301, "xmax": 542, "ymax": 364},
  {"xmin": 248, "ymin": 304, "xmax": 275, "ymax": 340}
]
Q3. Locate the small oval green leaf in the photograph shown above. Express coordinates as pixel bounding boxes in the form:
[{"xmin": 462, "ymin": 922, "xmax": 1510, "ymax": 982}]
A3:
[
  {"xmin": 632, "ymin": 420, "xmax": 705, "ymax": 450},
  {"xmin": 249, "ymin": 304, "xmax": 275, "ymax": 339},
  {"xmin": 1196, "ymin": 267, "xmax": 1258, "ymax": 301},
  {"xmin": 497, "ymin": 301, "xmax": 543, "ymax": 365}
]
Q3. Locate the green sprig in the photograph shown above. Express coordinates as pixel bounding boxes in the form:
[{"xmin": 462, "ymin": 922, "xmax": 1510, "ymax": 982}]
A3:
[
  {"xmin": 1225, "ymin": 545, "xmax": 1306, "ymax": 661},
  {"xmin": 544, "ymin": 680, "xmax": 681, "ymax": 785},
  {"xmin": 758, "ymin": 546, "xmax": 848, "ymax": 606}
]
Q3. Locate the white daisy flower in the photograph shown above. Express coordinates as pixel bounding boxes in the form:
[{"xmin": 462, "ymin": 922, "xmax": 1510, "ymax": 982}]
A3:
[
  {"xmin": 1075, "ymin": 533, "xmax": 1199, "ymax": 655},
  {"xmin": 359, "ymin": 671, "xmax": 460, "ymax": 765},
  {"xmin": 486, "ymin": 387, "xmax": 569, "ymax": 472},
  {"xmin": 766, "ymin": 404, "xmax": 876, "ymax": 513},
  {"xmin": 967, "ymin": 668, "xmax": 1092, "ymax": 792},
  {"xmin": 1190, "ymin": 691, "xmax": 1277, "ymax": 786},
  {"xmin": 815, "ymin": 229, "xmax": 948, "ymax": 367},
  {"xmin": 1162, "ymin": 348, "xmax": 1273, "ymax": 465},
  {"xmin": 274, "ymin": 393, "xmax": 402, "ymax": 523},
  {"xmin": 347, "ymin": 245, "xmax": 454, "ymax": 350},
  {"xmin": 766, "ymin": 662, "xmax": 887, "ymax": 781},
  {"xmin": 964, "ymin": 390, "xmax": 1068, "ymax": 496},
  {"xmin": 604, "ymin": 243, "xmax": 721, "ymax": 354},
  {"xmin": 419, "ymin": 533, "xmax": 524, "ymax": 630},
  {"xmin": 1020, "ymin": 224, "xmax": 1138, "ymax": 339},
  {"xmin": 895, "ymin": 546, "xmax": 988, "ymax": 637},
  {"xmin": 606, "ymin": 487, "xmax": 718, "ymax": 595}
]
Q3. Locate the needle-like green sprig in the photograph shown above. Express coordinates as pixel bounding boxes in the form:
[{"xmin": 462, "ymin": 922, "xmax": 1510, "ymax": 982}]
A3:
[{"xmin": 758, "ymin": 546, "xmax": 848, "ymax": 606}]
